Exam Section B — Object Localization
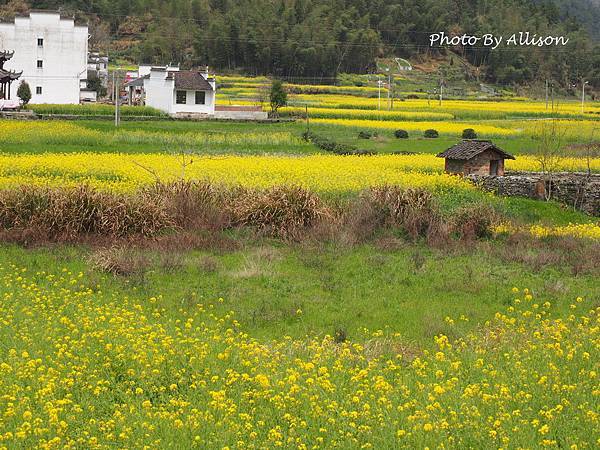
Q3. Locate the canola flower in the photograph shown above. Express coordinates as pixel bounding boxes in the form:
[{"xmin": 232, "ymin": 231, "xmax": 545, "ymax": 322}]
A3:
[
  {"xmin": 0, "ymin": 153, "xmax": 475, "ymax": 193},
  {"xmin": 280, "ymin": 106, "xmax": 455, "ymax": 121},
  {"xmin": 494, "ymin": 222, "xmax": 600, "ymax": 240},
  {"xmin": 1, "ymin": 153, "xmax": 598, "ymax": 193},
  {"xmin": 0, "ymin": 265, "xmax": 597, "ymax": 448},
  {"xmin": 288, "ymin": 94, "xmax": 600, "ymax": 118}
]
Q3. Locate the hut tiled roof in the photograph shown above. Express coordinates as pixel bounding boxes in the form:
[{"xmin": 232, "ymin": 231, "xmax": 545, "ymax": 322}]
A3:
[
  {"xmin": 172, "ymin": 71, "xmax": 213, "ymax": 91},
  {"xmin": 436, "ymin": 140, "xmax": 515, "ymax": 160}
]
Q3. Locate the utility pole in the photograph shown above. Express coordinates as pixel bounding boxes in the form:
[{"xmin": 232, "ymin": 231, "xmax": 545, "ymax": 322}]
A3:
[
  {"xmin": 545, "ymin": 79, "xmax": 549, "ymax": 110},
  {"xmin": 114, "ymin": 70, "xmax": 120, "ymax": 127},
  {"xmin": 305, "ymin": 105, "xmax": 309, "ymax": 134},
  {"xmin": 390, "ymin": 73, "xmax": 394, "ymax": 110},
  {"xmin": 386, "ymin": 69, "xmax": 391, "ymax": 111},
  {"xmin": 439, "ymin": 79, "xmax": 444, "ymax": 106},
  {"xmin": 377, "ymin": 76, "xmax": 381, "ymax": 112}
]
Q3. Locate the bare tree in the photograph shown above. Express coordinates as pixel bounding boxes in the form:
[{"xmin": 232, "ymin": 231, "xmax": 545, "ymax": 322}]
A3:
[
  {"xmin": 532, "ymin": 120, "xmax": 567, "ymax": 201},
  {"xmin": 579, "ymin": 129, "xmax": 600, "ymax": 178}
]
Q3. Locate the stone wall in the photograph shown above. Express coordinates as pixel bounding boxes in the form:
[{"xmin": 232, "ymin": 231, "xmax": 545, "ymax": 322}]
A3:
[{"xmin": 468, "ymin": 172, "xmax": 600, "ymax": 216}]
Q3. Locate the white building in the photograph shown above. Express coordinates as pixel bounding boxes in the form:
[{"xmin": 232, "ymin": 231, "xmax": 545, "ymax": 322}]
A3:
[
  {"xmin": 0, "ymin": 11, "xmax": 88, "ymax": 104},
  {"xmin": 128, "ymin": 66, "xmax": 216, "ymax": 116}
]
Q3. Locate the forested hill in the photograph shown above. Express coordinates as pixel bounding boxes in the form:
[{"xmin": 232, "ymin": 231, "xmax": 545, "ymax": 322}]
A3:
[{"xmin": 1, "ymin": 0, "xmax": 599, "ymax": 86}]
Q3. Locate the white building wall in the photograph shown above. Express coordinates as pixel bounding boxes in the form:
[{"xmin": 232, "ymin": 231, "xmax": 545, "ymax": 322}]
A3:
[
  {"xmin": 172, "ymin": 89, "xmax": 215, "ymax": 115},
  {"xmin": 144, "ymin": 70, "xmax": 176, "ymax": 114},
  {"xmin": 0, "ymin": 12, "xmax": 88, "ymax": 104}
]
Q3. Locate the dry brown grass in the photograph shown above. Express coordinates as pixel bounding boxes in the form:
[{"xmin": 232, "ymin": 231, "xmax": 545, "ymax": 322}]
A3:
[
  {"xmin": 88, "ymin": 246, "xmax": 150, "ymax": 276},
  {"xmin": 230, "ymin": 186, "xmax": 331, "ymax": 240},
  {"xmin": 343, "ymin": 186, "xmax": 446, "ymax": 244},
  {"xmin": 451, "ymin": 202, "xmax": 500, "ymax": 240},
  {"xmin": 0, "ymin": 185, "xmax": 172, "ymax": 238}
]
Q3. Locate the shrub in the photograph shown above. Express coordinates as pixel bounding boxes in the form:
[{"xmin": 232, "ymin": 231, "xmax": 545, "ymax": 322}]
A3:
[
  {"xmin": 358, "ymin": 130, "xmax": 373, "ymax": 139},
  {"xmin": 0, "ymin": 185, "xmax": 173, "ymax": 238},
  {"xmin": 406, "ymin": 94, "xmax": 419, "ymax": 99},
  {"xmin": 451, "ymin": 203, "xmax": 500, "ymax": 240},
  {"xmin": 17, "ymin": 81, "xmax": 31, "ymax": 105},
  {"xmin": 462, "ymin": 128, "xmax": 478, "ymax": 139},
  {"xmin": 351, "ymin": 186, "xmax": 442, "ymax": 241},
  {"xmin": 424, "ymin": 129, "xmax": 439, "ymax": 138},
  {"xmin": 302, "ymin": 131, "xmax": 366, "ymax": 155},
  {"xmin": 144, "ymin": 181, "xmax": 231, "ymax": 231},
  {"xmin": 394, "ymin": 129, "xmax": 409, "ymax": 139},
  {"xmin": 231, "ymin": 186, "xmax": 330, "ymax": 240}
]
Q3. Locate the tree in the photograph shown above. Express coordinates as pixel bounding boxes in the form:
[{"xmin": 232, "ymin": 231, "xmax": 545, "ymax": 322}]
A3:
[
  {"xmin": 269, "ymin": 80, "xmax": 287, "ymax": 116},
  {"xmin": 17, "ymin": 80, "xmax": 31, "ymax": 105},
  {"xmin": 532, "ymin": 120, "xmax": 567, "ymax": 201}
]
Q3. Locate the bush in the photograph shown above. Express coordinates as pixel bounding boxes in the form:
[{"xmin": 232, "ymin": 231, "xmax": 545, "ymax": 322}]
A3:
[
  {"xmin": 230, "ymin": 186, "xmax": 330, "ymax": 240},
  {"xmin": 451, "ymin": 203, "xmax": 500, "ymax": 240},
  {"xmin": 358, "ymin": 131, "xmax": 373, "ymax": 139},
  {"xmin": 0, "ymin": 185, "xmax": 173, "ymax": 238},
  {"xmin": 346, "ymin": 186, "xmax": 442, "ymax": 242},
  {"xmin": 424, "ymin": 129, "xmax": 439, "ymax": 138},
  {"xmin": 394, "ymin": 129, "xmax": 409, "ymax": 139},
  {"xmin": 406, "ymin": 94, "xmax": 419, "ymax": 99},
  {"xmin": 17, "ymin": 81, "xmax": 31, "ymax": 105},
  {"xmin": 302, "ymin": 131, "xmax": 369, "ymax": 155},
  {"xmin": 462, "ymin": 128, "xmax": 478, "ymax": 139}
]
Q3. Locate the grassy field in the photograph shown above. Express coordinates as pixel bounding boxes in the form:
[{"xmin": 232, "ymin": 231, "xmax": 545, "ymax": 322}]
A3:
[
  {"xmin": 1, "ymin": 118, "xmax": 599, "ymax": 158},
  {"xmin": 0, "ymin": 238, "xmax": 598, "ymax": 448},
  {"xmin": 2, "ymin": 239, "xmax": 596, "ymax": 343},
  {"xmin": 1, "ymin": 75, "xmax": 599, "ymax": 448}
]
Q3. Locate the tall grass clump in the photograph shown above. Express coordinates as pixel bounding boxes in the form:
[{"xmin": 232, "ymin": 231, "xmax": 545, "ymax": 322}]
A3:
[
  {"xmin": 0, "ymin": 185, "xmax": 173, "ymax": 238},
  {"xmin": 345, "ymin": 186, "xmax": 445, "ymax": 243},
  {"xmin": 231, "ymin": 185, "xmax": 330, "ymax": 240}
]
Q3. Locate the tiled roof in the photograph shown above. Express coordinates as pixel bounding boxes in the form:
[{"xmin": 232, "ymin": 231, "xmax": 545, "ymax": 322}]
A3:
[
  {"xmin": 436, "ymin": 140, "xmax": 515, "ymax": 160},
  {"xmin": 0, "ymin": 68, "xmax": 22, "ymax": 81},
  {"xmin": 124, "ymin": 74, "xmax": 149, "ymax": 88},
  {"xmin": 173, "ymin": 71, "xmax": 213, "ymax": 91}
]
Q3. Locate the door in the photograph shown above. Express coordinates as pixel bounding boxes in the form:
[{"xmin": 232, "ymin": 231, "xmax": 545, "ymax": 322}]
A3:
[{"xmin": 490, "ymin": 160, "xmax": 499, "ymax": 176}]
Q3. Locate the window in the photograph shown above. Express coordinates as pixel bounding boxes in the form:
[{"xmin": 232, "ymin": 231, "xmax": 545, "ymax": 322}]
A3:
[
  {"xmin": 37, "ymin": 60, "xmax": 43, "ymax": 68},
  {"xmin": 37, "ymin": 38, "xmax": 44, "ymax": 47},
  {"xmin": 195, "ymin": 91, "xmax": 206, "ymax": 105},
  {"xmin": 36, "ymin": 86, "xmax": 42, "ymax": 95},
  {"xmin": 176, "ymin": 90, "xmax": 187, "ymax": 104}
]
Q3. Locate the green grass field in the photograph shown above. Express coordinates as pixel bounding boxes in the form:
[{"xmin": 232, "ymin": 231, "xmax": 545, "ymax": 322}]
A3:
[{"xmin": 1, "ymin": 236, "xmax": 597, "ymax": 345}]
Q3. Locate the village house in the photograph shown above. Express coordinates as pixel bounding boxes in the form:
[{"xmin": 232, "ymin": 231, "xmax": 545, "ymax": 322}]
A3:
[
  {"xmin": 0, "ymin": 11, "xmax": 88, "ymax": 104},
  {"xmin": 437, "ymin": 140, "xmax": 515, "ymax": 176},
  {"xmin": 126, "ymin": 66, "xmax": 216, "ymax": 117}
]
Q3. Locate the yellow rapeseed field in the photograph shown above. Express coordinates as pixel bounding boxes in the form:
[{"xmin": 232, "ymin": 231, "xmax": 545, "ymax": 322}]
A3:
[
  {"xmin": 1, "ymin": 153, "xmax": 598, "ymax": 193},
  {"xmin": 289, "ymin": 94, "xmax": 600, "ymax": 117},
  {"xmin": 0, "ymin": 153, "xmax": 475, "ymax": 193},
  {"xmin": 494, "ymin": 222, "xmax": 600, "ymax": 240},
  {"xmin": 0, "ymin": 265, "xmax": 597, "ymax": 448},
  {"xmin": 280, "ymin": 106, "xmax": 455, "ymax": 121}
]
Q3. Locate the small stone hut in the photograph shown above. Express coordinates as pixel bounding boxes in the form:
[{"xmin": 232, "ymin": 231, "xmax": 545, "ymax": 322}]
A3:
[{"xmin": 437, "ymin": 140, "xmax": 515, "ymax": 176}]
